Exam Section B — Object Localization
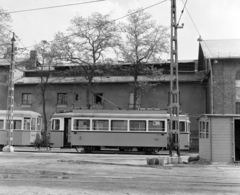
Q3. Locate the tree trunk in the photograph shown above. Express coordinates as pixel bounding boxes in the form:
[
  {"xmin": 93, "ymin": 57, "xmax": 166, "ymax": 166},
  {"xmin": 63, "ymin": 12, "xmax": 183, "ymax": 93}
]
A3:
[{"xmin": 86, "ymin": 81, "xmax": 92, "ymax": 109}]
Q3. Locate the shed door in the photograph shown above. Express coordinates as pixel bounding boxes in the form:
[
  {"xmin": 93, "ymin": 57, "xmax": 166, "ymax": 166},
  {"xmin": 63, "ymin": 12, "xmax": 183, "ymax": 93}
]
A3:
[{"xmin": 234, "ymin": 119, "xmax": 240, "ymax": 161}]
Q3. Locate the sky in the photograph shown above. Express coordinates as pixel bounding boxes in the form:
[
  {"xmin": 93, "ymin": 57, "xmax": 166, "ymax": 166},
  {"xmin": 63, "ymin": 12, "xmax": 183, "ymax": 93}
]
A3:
[{"xmin": 1, "ymin": 0, "xmax": 240, "ymax": 60}]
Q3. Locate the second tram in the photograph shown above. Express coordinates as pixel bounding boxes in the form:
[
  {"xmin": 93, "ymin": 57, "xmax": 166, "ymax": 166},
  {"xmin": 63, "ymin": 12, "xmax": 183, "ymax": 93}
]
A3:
[{"xmin": 50, "ymin": 109, "xmax": 190, "ymax": 152}]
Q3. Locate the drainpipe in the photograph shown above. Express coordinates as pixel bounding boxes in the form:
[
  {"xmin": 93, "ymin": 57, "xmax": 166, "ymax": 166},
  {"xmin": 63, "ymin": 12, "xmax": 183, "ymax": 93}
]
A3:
[{"xmin": 208, "ymin": 59, "xmax": 214, "ymax": 114}]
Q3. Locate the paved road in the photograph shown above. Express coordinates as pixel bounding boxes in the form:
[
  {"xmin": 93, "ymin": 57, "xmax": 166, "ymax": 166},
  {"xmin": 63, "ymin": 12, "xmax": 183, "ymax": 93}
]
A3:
[{"xmin": 0, "ymin": 151, "xmax": 240, "ymax": 195}]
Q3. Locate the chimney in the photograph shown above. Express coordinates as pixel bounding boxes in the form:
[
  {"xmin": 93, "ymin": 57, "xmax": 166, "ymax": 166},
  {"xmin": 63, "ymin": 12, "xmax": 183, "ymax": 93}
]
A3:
[{"xmin": 26, "ymin": 50, "xmax": 37, "ymax": 70}]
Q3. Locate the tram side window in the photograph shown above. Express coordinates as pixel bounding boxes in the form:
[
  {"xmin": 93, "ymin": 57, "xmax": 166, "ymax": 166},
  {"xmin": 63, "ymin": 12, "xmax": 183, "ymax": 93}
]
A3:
[
  {"xmin": 0, "ymin": 120, "xmax": 4, "ymax": 129},
  {"xmin": 111, "ymin": 120, "xmax": 128, "ymax": 131},
  {"xmin": 179, "ymin": 121, "xmax": 185, "ymax": 132},
  {"xmin": 130, "ymin": 120, "xmax": 146, "ymax": 131},
  {"xmin": 148, "ymin": 120, "xmax": 165, "ymax": 131},
  {"xmin": 93, "ymin": 120, "xmax": 109, "ymax": 131},
  {"xmin": 31, "ymin": 118, "xmax": 36, "ymax": 131},
  {"xmin": 52, "ymin": 119, "xmax": 60, "ymax": 130},
  {"xmin": 13, "ymin": 120, "xmax": 22, "ymax": 130},
  {"xmin": 73, "ymin": 119, "xmax": 90, "ymax": 130},
  {"xmin": 24, "ymin": 118, "xmax": 31, "ymax": 130}
]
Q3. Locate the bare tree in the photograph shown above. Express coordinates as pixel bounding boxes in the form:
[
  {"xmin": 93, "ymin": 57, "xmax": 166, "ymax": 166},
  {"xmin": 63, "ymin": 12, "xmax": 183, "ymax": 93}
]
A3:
[
  {"xmin": 52, "ymin": 12, "xmax": 119, "ymax": 108},
  {"xmin": 117, "ymin": 9, "xmax": 170, "ymax": 109},
  {"xmin": 33, "ymin": 40, "xmax": 65, "ymax": 146},
  {"xmin": 0, "ymin": 7, "xmax": 12, "ymax": 57}
]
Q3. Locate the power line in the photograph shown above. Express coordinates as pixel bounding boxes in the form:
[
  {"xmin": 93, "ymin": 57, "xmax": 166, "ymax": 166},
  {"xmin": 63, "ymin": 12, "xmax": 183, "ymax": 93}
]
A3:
[
  {"xmin": 180, "ymin": 0, "xmax": 215, "ymax": 58},
  {"xmin": 17, "ymin": 0, "xmax": 169, "ymax": 51},
  {"xmin": 177, "ymin": 0, "xmax": 188, "ymax": 26},
  {"xmin": 2, "ymin": 0, "xmax": 105, "ymax": 14}
]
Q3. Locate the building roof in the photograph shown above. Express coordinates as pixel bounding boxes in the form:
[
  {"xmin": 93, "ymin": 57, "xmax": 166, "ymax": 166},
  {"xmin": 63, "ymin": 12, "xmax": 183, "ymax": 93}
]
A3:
[
  {"xmin": 14, "ymin": 73, "xmax": 205, "ymax": 84},
  {"xmin": 200, "ymin": 39, "xmax": 240, "ymax": 59}
]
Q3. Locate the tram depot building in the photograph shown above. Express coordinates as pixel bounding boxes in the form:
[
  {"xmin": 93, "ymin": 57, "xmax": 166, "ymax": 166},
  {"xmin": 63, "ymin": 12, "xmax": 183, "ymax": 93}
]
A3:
[{"xmin": 1, "ymin": 39, "xmax": 240, "ymax": 162}]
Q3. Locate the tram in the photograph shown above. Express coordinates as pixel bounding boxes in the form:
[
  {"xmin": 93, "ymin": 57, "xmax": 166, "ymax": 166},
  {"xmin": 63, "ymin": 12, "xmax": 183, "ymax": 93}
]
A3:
[
  {"xmin": 50, "ymin": 109, "xmax": 190, "ymax": 152},
  {"xmin": 0, "ymin": 110, "xmax": 42, "ymax": 148}
]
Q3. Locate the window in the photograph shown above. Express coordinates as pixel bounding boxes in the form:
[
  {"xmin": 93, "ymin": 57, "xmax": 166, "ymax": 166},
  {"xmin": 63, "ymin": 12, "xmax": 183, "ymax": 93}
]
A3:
[
  {"xmin": 206, "ymin": 121, "xmax": 209, "ymax": 138},
  {"xmin": 130, "ymin": 120, "xmax": 146, "ymax": 131},
  {"xmin": 93, "ymin": 120, "xmax": 109, "ymax": 131},
  {"xmin": 73, "ymin": 119, "xmax": 90, "ymax": 130},
  {"xmin": 57, "ymin": 93, "xmax": 68, "ymax": 104},
  {"xmin": 94, "ymin": 93, "xmax": 103, "ymax": 104},
  {"xmin": 22, "ymin": 93, "xmax": 32, "ymax": 105},
  {"xmin": 24, "ymin": 118, "xmax": 31, "ymax": 130},
  {"xmin": 148, "ymin": 120, "xmax": 165, "ymax": 131},
  {"xmin": 52, "ymin": 119, "xmax": 60, "ymax": 130},
  {"xmin": 0, "ymin": 120, "xmax": 4, "ymax": 129},
  {"xmin": 179, "ymin": 121, "xmax": 185, "ymax": 132},
  {"xmin": 74, "ymin": 93, "xmax": 79, "ymax": 101},
  {"xmin": 111, "ymin": 120, "xmax": 128, "ymax": 131},
  {"xmin": 31, "ymin": 118, "xmax": 36, "ymax": 131},
  {"xmin": 236, "ymin": 102, "xmax": 240, "ymax": 114},
  {"xmin": 129, "ymin": 93, "xmax": 141, "ymax": 109},
  {"xmin": 199, "ymin": 120, "xmax": 208, "ymax": 139},
  {"xmin": 13, "ymin": 120, "xmax": 22, "ymax": 130}
]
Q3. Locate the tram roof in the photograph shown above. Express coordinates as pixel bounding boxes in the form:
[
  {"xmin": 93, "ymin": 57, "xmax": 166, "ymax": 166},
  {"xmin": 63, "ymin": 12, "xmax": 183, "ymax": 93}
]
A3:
[
  {"xmin": 52, "ymin": 109, "xmax": 189, "ymax": 120},
  {"xmin": 0, "ymin": 110, "xmax": 41, "ymax": 118}
]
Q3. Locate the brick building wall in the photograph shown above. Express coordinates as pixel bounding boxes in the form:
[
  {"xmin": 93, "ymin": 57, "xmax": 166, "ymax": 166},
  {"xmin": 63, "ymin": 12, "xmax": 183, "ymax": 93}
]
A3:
[{"xmin": 212, "ymin": 59, "xmax": 240, "ymax": 114}]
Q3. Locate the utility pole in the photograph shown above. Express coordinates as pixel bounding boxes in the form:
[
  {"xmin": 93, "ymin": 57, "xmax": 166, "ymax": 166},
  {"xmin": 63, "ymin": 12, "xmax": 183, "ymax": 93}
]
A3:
[
  {"xmin": 4, "ymin": 33, "xmax": 16, "ymax": 152},
  {"xmin": 169, "ymin": 0, "xmax": 180, "ymax": 157}
]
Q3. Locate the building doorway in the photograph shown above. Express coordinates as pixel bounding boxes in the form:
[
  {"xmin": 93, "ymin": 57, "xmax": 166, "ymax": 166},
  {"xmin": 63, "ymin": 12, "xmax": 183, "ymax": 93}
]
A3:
[{"xmin": 234, "ymin": 119, "xmax": 240, "ymax": 161}]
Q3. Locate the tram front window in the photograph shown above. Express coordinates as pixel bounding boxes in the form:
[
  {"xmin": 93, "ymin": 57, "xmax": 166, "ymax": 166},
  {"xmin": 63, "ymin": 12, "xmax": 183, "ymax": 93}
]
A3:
[
  {"xmin": 179, "ymin": 121, "xmax": 185, "ymax": 132},
  {"xmin": 52, "ymin": 119, "xmax": 60, "ymax": 130},
  {"xmin": 24, "ymin": 118, "xmax": 31, "ymax": 130},
  {"xmin": 0, "ymin": 120, "xmax": 3, "ymax": 129},
  {"xmin": 31, "ymin": 118, "xmax": 36, "ymax": 131}
]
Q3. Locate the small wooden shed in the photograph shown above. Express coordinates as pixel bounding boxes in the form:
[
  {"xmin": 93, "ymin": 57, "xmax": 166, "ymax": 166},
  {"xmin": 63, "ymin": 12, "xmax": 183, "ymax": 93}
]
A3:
[{"xmin": 198, "ymin": 114, "xmax": 240, "ymax": 163}]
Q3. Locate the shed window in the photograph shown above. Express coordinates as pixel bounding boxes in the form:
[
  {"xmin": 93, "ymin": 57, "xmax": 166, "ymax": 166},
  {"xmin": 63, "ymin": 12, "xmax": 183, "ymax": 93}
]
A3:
[
  {"xmin": 57, "ymin": 93, "xmax": 68, "ymax": 104},
  {"xmin": 22, "ymin": 93, "xmax": 32, "ymax": 105}
]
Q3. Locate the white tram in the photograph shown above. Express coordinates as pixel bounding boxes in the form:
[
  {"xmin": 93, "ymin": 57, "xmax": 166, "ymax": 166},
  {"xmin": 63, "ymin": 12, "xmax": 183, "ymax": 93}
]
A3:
[
  {"xmin": 50, "ymin": 110, "xmax": 190, "ymax": 152},
  {"xmin": 0, "ymin": 110, "xmax": 42, "ymax": 148}
]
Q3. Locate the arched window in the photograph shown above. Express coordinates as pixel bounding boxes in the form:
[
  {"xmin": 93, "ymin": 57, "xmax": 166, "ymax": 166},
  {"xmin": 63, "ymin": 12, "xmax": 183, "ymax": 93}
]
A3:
[{"xmin": 236, "ymin": 70, "xmax": 240, "ymax": 114}]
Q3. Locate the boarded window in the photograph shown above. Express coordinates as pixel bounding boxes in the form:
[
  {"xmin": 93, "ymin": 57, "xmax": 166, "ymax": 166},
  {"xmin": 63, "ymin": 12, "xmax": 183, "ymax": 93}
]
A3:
[{"xmin": 130, "ymin": 120, "xmax": 146, "ymax": 131}]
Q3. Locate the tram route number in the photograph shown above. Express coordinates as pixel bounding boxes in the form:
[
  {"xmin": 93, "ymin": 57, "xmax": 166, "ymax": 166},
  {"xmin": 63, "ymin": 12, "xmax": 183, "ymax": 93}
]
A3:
[{"xmin": 154, "ymin": 138, "xmax": 159, "ymax": 141}]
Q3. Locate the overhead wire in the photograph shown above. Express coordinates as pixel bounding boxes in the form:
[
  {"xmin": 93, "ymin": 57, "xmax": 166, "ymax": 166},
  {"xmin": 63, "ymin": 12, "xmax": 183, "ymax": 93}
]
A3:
[
  {"xmin": 1, "ymin": 0, "xmax": 105, "ymax": 14},
  {"xmin": 180, "ymin": 0, "xmax": 215, "ymax": 58},
  {"xmin": 17, "ymin": 0, "xmax": 170, "ymax": 51},
  {"xmin": 177, "ymin": 0, "xmax": 188, "ymax": 27}
]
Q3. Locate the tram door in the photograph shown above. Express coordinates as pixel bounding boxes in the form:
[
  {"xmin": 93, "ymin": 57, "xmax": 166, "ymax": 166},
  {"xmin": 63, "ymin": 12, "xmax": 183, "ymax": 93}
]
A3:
[
  {"xmin": 63, "ymin": 118, "xmax": 71, "ymax": 148},
  {"xmin": 235, "ymin": 119, "xmax": 240, "ymax": 161}
]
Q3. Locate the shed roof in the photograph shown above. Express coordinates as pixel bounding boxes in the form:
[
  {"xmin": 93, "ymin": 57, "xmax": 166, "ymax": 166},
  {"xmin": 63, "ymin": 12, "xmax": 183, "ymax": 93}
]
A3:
[{"xmin": 200, "ymin": 39, "xmax": 240, "ymax": 59}]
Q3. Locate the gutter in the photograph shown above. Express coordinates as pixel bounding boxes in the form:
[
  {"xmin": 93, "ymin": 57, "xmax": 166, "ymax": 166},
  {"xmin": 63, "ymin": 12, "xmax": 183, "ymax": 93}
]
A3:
[{"xmin": 208, "ymin": 59, "xmax": 214, "ymax": 114}]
